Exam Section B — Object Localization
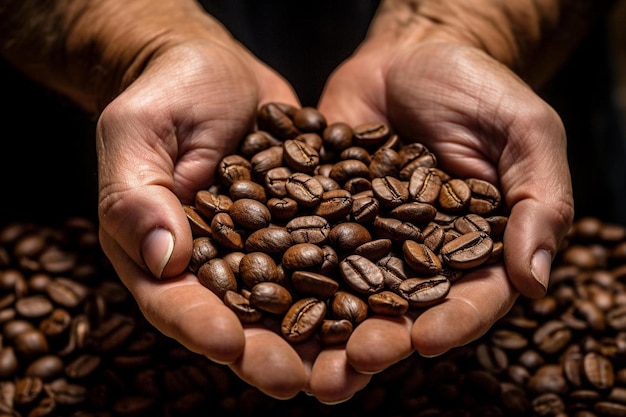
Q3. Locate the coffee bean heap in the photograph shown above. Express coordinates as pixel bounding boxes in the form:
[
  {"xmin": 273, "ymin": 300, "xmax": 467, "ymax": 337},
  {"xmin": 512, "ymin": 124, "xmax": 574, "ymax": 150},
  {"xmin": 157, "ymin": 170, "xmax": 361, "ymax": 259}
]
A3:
[
  {"xmin": 184, "ymin": 102, "xmax": 508, "ymax": 345},
  {"xmin": 2, "ymin": 216, "xmax": 626, "ymax": 416}
]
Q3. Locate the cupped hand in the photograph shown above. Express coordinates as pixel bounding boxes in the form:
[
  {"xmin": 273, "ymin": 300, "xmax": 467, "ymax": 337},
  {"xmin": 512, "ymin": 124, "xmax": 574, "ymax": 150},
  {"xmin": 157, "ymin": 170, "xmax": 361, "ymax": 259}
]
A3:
[
  {"xmin": 318, "ymin": 41, "xmax": 574, "ymax": 377},
  {"xmin": 95, "ymin": 36, "xmax": 320, "ymax": 400}
]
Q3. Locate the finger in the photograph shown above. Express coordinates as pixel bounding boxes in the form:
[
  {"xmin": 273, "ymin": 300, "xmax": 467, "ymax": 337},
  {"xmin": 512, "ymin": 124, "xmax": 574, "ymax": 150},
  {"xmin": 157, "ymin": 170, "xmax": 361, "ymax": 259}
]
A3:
[
  {"xmin": 345, "ymin": 315, "xmax": 414, "ymax": 374},
  {"xmin": 99, "ymin": 228, "xmax": 245, "ymax": 364},
  {"xmin": 228, "ymin": 325, "xmax": 307, "ymax": 400},
  {"xmin": 308, "ymin": 346, "xmax": 372, "ymax": 404},
  {"xmin": 411, "ymin": 265, "xmax": 518, "ymax": 357},
  {"xmin": 499, "ymin": 107, "xmax": 575, "ymax": 299}
]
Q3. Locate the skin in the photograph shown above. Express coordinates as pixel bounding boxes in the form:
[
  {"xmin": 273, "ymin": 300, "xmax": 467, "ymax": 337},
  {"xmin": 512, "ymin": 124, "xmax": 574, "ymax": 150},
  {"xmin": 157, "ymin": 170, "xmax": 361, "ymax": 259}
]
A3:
[{"xmin": 1, "ymin": 0, "xmax": 610, "ymax": 405}]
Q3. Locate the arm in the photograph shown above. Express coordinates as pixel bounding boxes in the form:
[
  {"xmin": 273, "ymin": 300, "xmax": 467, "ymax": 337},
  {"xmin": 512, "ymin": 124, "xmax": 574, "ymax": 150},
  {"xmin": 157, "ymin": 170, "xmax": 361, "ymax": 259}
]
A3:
[
  {"xmin": 363, "ymin": 0, "xmax": 615, "ymax": 88},
  {"xmin": 0, "ymin": 0, "xmax": 237, "ymax": 113}
]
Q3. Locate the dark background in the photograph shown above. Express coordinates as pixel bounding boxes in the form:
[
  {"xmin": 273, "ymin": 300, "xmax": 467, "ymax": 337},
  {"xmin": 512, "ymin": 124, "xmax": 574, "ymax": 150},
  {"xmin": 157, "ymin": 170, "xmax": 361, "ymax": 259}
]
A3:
[{"xmin": 1, "ymin": 1, "xmax": 624, "ymax": 227}]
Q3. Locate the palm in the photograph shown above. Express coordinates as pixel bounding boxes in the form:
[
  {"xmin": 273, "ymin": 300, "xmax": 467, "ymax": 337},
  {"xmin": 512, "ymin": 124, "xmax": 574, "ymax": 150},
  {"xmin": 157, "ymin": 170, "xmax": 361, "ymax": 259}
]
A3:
[{"xmin": 319, "ymin": 42, "xmax": 572, "ymax": 370}]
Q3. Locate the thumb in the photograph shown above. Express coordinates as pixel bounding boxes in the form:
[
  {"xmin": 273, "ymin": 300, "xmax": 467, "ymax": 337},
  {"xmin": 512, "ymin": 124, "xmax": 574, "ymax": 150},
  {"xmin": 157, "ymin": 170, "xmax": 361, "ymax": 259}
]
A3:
[{"xmin": 500, "ymin": 112, "xmax": 575, "ymax": 299}]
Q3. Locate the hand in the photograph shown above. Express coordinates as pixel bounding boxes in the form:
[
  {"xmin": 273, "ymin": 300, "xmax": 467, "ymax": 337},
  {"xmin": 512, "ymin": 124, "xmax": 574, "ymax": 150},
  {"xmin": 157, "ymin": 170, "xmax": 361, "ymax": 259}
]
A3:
[
  {"xmin": 317, "ymin": 41, "xmax": 574, "ymax": 381},
  {"xmin": 94, "ymin": 33, "xmax": 323, "ymax": 400}
]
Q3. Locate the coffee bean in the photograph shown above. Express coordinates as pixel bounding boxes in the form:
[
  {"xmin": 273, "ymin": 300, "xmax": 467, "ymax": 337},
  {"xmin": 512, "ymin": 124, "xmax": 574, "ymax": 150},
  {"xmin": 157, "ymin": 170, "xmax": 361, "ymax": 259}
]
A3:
[
  {"xmin": 281, "ymin": 298, "xmax": 326, "ymax": 343},
  {"xmin": 441, "ymin": 231, "xmax": 494, "ymax": 269},
  {"xmin": 197, "ymin": 258, "xmax": 238, "ymax": 299},
  {"xmin": 318, "ymin": 319, "xmax": 353, "ymax": 346},
  {"xmin": 368, "ymin": 291, "xmax": 409, "ymax": 316},
  {"xmin": 339, "ymin": 255, "xmax": 385, "ymax": 295},
  {"xmin": 248, "ymin": 282, "xmax": 293, "ymax": 315},
  {"xmin": 397, "ymin": 276, "xmax": 451, "ymax": 307}
]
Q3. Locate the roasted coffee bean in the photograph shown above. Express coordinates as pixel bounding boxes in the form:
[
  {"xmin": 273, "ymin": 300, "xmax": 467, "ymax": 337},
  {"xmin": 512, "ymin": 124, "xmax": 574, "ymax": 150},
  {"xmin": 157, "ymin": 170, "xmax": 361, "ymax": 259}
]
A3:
[
  {"xmin": 239, "ymin": 130, "xmax": 282, "ymax": 158},
  {"xmin": 257, "ymin": 102, "xmax": 300, "ymax": 139},
  {"xmin": 352, "ymin": 122, "xmax": 390, "ymax": 148},
  {"xmin": 322, "ymin": 122, "xmax": 353, "ymax": 151},
  {"xmin": 238, "ymin": 252, "xmax": 280, "ymax": 288},
  {"xmin": 46, "ymin": 278, "xmax": 88, "ymax": 309},
  {"xmin": 398, "ymin": 143, "xmax": 438, "ymax": 179},
  {"xmin": 281, "ymin": 298, "xmax": 326, "ymax": 343},
  {"xmin": 408, "ymin": 166, "xmax": 442, "ymax": 204},
  {"xmin": 533, "ymin": 319, "xmax": 572, "ymax": 354},
  {"xmin": 466, "ymin": 178, "xmax": 502, "ymax": 215},
  {"xmin": 285, "ymin": 172, "xmax": 324, "ymax": 207},
  {"xmin": 329, "ymin": 159, "xmax": 370, "ymax": 184},
  {"xmin": 188, "ymin": 237, "xmax": 219, "ymax": 273},
  {"xmin": 266, "ymin": 197, "xmax": 299, "ymax": 221},
  {"xmin": 291, "ymin": 271, "xmax": 339, "ymax": 299},
  {"xmin": 228, "ymin": 198, "xmax": 271, "ymax": 230},
  {"xmin": 184, "ymin": 205, "xmax": 212, "ymax": 238},
  {"xmin": 292, "ymin": 107, "xmax": 327, "ymax": 133},
  {"xmin": 89, "ymin": 314, "xmax": 135, "ymax": 353},
  {"xmin": 250, "ymin": 146, "xmax": 284, "ymax": 179},
  {"xmin": 244, "ymin": 226, "xmax": 292, "ymax": 254},
  {"xmin": 15, "ymin": 296, "xmax": 53, "ymax": 319},
  {"xmin": 441, "ymin": 231, "xmax": 494, "ymax": 269},
  {"xmin": 354, "ymin": 239, "xmax": 392, "ymax": 261},
  {"xmin": 343, "ymin": 177, "xmax": 372, "ymax": 194},
  {"xmin": 369, "ymin": 147, "xmax": 400, "ymax": 179},
  {"xmin": 223, "ymin": 290, "xmax": 262, "ymax": 324},
  {"xmin": 377, "ymin": 255, "xmax": 412, "ymax": 292},
  {"xmin": 318, "ymin": 319, "xmax": 353, "ymax": 346},
  {"xmin": 328, "ymin": 222, "xmax": 372, "ymax": 252},
  {"xmin": 14, "ymin": 376, "xmax": 43, "ymax": 405},
  {"xmin": 397, "ymin": 276, "xmax": 451, "ymax": 307},
  {"xmin": 371, "ymin": 176, "xmax": 409, "ymax": 209},
  {"xmin": 583, "ymin": 351, "xmax": 614, "ymax": 389},
  {"xmin": 264, "ymin": 166, "xmax": 293, "ymax": 198},
  {"xmin": 283, "ymin": 139, "xmax": 319, "ymax": 173},
  {"xmin": 340, "ymin": 146, "xmax": 372, "ymax": 165},
  {"xmin": 248, "ymin": 282, "xmax": 293, "ymax": 315},
  {"xmin": 197, "ymin": 258, "xmax": 238, "ymax": 299},
  {"xmin": 339, "ymin": 255, "xmax": 385, "ymax": 294},
  {"xmin": 475, "ymin": 343, "xmax": 508, "ymax": 374},
  {"xmin": 453, "ymin": 213, "xmax": 491, "ymax": 235},
  {"xmin": 421, "ymin": 222, "xmax": 446, "ymax": 253},
  {"xmin": 402, "ymin": 240, "xmax": 442, "ymax": 276},
  {"xmin": 210, "ymin": 212, "xmax": 244, "ymax": 250},
  {"xmin": 282, "ymin": 243, "xmax": 325, "ymax": 271},
  {"xmin": 314, "ymin": 189, "xmax": 353, "ymax": 220},
  {"xmin": 390, "ymin": 202, "xmax": 437, "ymax": 225},
  {"xmin": 439, "ymin": 178, "xmax": 472, "ymax": 212},
  {"xmin": 65, "ymin": 353, "xmax": 101, "ymax": 379},
  {"xmin": 313, "ymin": 174, "xmax": 341, "ymax": 192},
  {"xmin": 330, "ymin": 291, "xmax": 368, "ymax": 324},
  {"xmin": 195, "ymin": 190, "xmax": 232, "ymax": 220},
  {"xmin": 286, "ymin": 215, "xmax": 330, "ymax": 245},
  {"xmin": 13, "ymin": 329, "xmax": 49, "ymax": 360},
  {"xmin": 0, "ymin": 347, "xmax": 18, "ymax": 378},
  {"xmin": 373, "ymin": 216, "xmax": 422, "ymax": 243},
  {"xmin": 229, "ymin": 179, "xmax": 267, "ymax": 202},
  {"xmin": 351, "ymin": 195, "xmax": 380, "ymax": 223},
  {"xmin": 319, "ymin": 245, "xmax": 339, "ymax": 275},
  {"xmin": 217, "ymin": 154, "xmax": 252, "ymax": 188},
  {"xmin": 24, "ymin": 354, "xmax": 64, "ymax": 380},
  {"xmin": 368, "ymin": 291, "xmax": 409, "ymax": 316}
]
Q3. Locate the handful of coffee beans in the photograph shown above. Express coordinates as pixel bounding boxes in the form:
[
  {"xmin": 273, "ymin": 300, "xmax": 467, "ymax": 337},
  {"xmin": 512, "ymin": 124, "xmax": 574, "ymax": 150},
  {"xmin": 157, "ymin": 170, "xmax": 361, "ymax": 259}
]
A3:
[{"xmin": 183, "ymin": 102, "xmax": 508, "ymax": 345}]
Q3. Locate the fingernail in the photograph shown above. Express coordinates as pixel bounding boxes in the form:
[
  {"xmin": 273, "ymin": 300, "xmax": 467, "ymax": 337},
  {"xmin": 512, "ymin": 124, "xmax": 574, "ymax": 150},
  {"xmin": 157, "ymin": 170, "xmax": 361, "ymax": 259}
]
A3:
[
  {"xmin": 142, "ymin": 227, "xmax": 174, "ymax": 279},
  {"xmin": 531, "ymin": 249, "xmax": 552, "ymax": 293}
]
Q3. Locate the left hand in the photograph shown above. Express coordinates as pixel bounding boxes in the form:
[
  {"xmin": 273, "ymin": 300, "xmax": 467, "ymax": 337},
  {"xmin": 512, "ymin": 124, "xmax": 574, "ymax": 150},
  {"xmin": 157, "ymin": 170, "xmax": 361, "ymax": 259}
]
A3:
[{"xmin": 310, "ymin": 39, "xmax": 573, "ymax": 402}]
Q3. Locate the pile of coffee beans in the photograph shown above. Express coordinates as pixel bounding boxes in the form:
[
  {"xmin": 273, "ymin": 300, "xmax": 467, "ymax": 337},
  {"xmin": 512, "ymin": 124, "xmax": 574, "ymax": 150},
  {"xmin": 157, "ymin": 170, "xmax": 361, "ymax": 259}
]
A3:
[
  {"xmin": 1, "ymin": 214, "xmax": 626, "ymax": 416},
  {"xmin": 183, "ymin": 102, "xmax": 508, "ymax": 345}
]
